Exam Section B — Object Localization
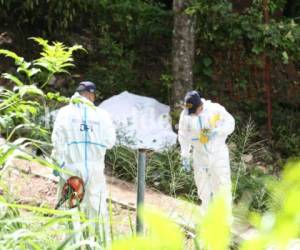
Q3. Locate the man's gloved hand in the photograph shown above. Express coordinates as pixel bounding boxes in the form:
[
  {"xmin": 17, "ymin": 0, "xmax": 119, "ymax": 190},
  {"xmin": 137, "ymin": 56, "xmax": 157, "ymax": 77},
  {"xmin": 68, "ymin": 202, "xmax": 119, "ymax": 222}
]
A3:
[
  {"xmin": 208, "ymin": 129, "xmax": 218, "ymax": 140},
  {"xmin": 182, "ymin": 157, "xmax": 191, "ymax": 172},
  {"xmin": 53, "ymin": 162, "xmax": 65, "ymax": 177}
]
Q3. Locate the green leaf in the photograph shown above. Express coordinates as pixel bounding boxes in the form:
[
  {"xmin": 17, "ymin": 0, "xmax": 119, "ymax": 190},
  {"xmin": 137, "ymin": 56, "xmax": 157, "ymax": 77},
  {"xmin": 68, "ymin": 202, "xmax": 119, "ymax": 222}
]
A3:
[
  {"xmin": 112, "ymin": 209, "xmax": 184, "ymax": 250},
  {"xmin": 282, "ymin": 51, "xmax": 289, "ymax": 64},
  {"xmin": 1, "ymin": 73, "xmax": 24, "ymax": 86},
  {"xmin": 203, "ymin": 57, "xmax": 213, "ymax": 67},
  {"xmin": 0, "ymin": 147, "xmax": 16, "ymax": 166},
  {"xmin": 0, "ymin": 49, "xmax": 24, "ymax": 65},
  {"xmin": 197, "ymin": 194, "xmax": 231, "ymax": 250},
  {"xmin": 18, "ymin": 85, "xmax": 44, "ymax": 97},
  {"xmin": 252, "ymin": 45, "xmax": 263, "ymax": 55},
  {"xmin": 203, "ymin": 67, "xmax": 213, "ymax": 77}
]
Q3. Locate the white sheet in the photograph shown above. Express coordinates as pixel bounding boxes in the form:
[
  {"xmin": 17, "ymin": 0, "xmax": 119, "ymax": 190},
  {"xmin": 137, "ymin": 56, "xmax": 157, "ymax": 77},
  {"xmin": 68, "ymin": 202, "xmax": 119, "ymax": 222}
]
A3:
[{"xmin": 99, "ymin": 91, "xmax": 177, "ymax": 151}]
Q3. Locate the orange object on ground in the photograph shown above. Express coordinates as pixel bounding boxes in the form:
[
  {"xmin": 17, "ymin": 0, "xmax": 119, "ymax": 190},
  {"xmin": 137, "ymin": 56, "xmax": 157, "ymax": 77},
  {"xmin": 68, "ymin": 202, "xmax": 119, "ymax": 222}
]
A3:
[{"xmin": 55, "ymin": 176, "xmax": 85, "ymax": 209}]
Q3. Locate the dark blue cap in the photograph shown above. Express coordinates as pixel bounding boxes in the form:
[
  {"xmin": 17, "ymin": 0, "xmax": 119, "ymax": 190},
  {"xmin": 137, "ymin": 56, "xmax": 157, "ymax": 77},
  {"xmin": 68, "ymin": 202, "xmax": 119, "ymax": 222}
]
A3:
[
  {"xmin": 76, "ymin": 81, "xmax": 96, "ymax": 93},
  {"xmin": 184, "ymin": 91, "xmax": 203, "ymax": 115}
]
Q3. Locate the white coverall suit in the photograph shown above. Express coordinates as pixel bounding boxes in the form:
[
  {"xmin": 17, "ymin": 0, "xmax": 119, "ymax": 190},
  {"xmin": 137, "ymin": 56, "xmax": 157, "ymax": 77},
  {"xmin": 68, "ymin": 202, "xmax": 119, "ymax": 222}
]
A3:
[
  {"xmin": 52, "ymin": 92, "xmax": 116, "ymax": 244},
  {"xmin": 178, "ymin": 99, "xmax": 235, "ymax": 212}
]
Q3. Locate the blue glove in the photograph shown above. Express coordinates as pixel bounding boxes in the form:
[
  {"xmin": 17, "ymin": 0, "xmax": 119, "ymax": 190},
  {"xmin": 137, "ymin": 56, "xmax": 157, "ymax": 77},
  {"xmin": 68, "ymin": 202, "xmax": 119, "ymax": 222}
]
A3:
[
  {"xmin": 53, "ymin": 162, "xmax": 65, "ymax": 177},
  {"xmin": 208, "ymin": 130, "xmax": 218, "ymax": 140},
  {"xmin": 182, "ymin": 157, "xmax": 191, "ymax": 172}
]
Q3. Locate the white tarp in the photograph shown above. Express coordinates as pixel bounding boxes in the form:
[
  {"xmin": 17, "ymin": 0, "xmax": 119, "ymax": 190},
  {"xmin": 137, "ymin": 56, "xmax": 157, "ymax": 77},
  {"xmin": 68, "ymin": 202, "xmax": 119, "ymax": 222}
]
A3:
[{"xmin": 99, "ymin": 91, "xmax": 177, "ymax": 151}]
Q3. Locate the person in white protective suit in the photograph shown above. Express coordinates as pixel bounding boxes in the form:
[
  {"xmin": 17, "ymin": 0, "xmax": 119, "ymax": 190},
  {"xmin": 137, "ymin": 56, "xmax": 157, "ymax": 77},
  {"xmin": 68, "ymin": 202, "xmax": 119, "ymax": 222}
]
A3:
[
  {"xmin": 178, "ymin": 91, "xmax": 235, "ymax": 213},
  {"xmin": 51, "ymin": 81, "xmax": 116, "ymax": 246}
]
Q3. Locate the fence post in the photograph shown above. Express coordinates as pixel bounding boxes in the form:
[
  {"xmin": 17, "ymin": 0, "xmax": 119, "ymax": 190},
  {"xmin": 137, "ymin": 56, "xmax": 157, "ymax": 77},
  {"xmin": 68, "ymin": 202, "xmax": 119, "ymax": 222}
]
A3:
[{"xmin": 136, "ymin": 149, "xmax": 146, "ymax": 234}]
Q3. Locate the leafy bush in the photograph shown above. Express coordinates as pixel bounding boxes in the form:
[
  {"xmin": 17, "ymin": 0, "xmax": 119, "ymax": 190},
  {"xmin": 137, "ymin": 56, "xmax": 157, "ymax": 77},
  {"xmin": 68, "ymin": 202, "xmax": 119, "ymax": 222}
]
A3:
[
  {"xmin": 0, "ymin": 38, "xmax": 82, "ymax": 141},
  {"xmin": 230, "ymin": 119, "xmax": 275, "ymax": 212},
  {"xmin": 241, "ymin": 158, "xmax": 300, "ymax": 250},
  {"xmin": 106, "ymin": 145, "xmax": 197, "ymax": 200},
  {"xmin": 272, "ymin": 103, "xmax": 300, "ymax": 157}
]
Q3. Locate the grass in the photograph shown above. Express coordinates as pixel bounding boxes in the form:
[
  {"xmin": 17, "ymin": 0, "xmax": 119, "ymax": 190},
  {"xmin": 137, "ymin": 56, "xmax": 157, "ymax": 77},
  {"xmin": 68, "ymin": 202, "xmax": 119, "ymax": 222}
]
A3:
[{"xmin": 1, "ymin": 156, "xmax": 298, "ymax": 250}]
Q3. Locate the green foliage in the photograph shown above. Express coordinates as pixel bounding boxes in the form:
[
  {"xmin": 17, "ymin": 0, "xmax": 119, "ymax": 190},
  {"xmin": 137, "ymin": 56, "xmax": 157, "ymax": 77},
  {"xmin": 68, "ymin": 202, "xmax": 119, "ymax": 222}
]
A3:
[
  {"xmin": 1, "ymin": 150, "xmax": 300, "ymax": 249},
  {"xmin": 187, "ymin": 1, "xmax": 300, "ymax": 161},
  {"xmin": 271, "ymin": 103, "xmax": 300, "ymax": 157},
  {"xmin": 32, "ymin": 37, "xmax": 85, "ymax": 76},
  {"xmin": 0, "ymin": 0, "xmax": 96, "ymax": 32},
  {"xmin": 0, "ymin": 196, "xmax": 93, "ymax": 249},
  {"xmin": 0, "ymin": 38, "xmax": 81, "ymax": 140},
  {"xmin": 188, "ymin": 0, "xmax": 300, "ymax": 63},
  {"xmin": 0, "ymin": 49, "xmax": 40, "ymax": 85},
  {"xmin": 83, "ymin": 0, "xmax": 172, "ymax": 101},
  {"xmin": 0, "ymin": 0, "xmax": 172, "ymax": 101},
  {"xmin": 107, "ymin": 145, "xmax": 197, "ymax": 200},
  {"xmin": 196, "ymin": 194, "xmax": 231, "ymax": 250},
  {"xmin": 230, "ymin": 119, "xmax": 274, "ymax": 212},
  {"xmin": 112, "ymin": 209, "xmax": 184, "ymax": 250},
  {"xmin": 241, "ymin": 158, "xmax": 300, "ymax": 249},
  {"xmin": 0, "ymin": 38, "xmax": 83, "ymax": 87}
]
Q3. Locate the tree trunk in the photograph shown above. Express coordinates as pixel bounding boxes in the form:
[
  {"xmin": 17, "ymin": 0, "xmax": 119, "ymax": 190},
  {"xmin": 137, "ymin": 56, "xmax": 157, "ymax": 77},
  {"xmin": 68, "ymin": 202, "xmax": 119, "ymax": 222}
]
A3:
[{"xmin": 171, "ymin": 0, "xmax": 195, "ymax": 111}]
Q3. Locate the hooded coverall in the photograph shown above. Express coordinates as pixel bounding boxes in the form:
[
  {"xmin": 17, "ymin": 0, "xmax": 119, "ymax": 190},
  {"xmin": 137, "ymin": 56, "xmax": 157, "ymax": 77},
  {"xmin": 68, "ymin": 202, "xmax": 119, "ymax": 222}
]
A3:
[
  {"xmin": 52, "ymin": 92, "xmax": 116, "ymax": 245},
  {"xmin": 178, "ymin": 99, "xmax": 235, "ymax": 212}
]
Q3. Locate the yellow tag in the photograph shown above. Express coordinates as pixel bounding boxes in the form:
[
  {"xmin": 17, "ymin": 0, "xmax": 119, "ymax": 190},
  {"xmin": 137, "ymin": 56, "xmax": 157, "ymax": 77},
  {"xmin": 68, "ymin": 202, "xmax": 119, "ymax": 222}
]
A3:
[
  {"xmin": 209, "ymin": 113, "xmax": 221, "ymax": 128},
  {"xmin": 199, "ymin": 132, "xmax": 209, "ymax": 144}
]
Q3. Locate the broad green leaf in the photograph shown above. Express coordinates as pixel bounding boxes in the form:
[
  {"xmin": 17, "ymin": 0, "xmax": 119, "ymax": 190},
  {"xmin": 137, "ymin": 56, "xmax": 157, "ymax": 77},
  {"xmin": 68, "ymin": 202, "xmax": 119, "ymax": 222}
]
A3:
[
  {"xmin": 18, "ymin": 85, "xmax": 44, "ymax": 97},
  {"xmin": 197, "ymin": 194, "xmax": 231, "ymax": 250},
  {"xmin": 1, "ymin": 73, "xmax": 24, "ymax": 86},
  {"xmin": 282, "ymin": 51, "xmax": 289, "ymax": 64},
  {"xmin": 203, "ymin": 57, "xmax": 212, "ymax": 67},
  {"xmin": 0, "ymin": 49, "xmax": 24, "ymax": 65},
  {"xmin": 112, "ymin": 208, "xmax": 184, "ymax": 250}
]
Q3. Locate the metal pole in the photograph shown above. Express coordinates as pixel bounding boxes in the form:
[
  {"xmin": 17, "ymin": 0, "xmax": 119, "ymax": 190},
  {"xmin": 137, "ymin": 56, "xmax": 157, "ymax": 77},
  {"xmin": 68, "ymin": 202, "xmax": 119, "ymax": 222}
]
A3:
[{"xmin": 136, "ymin": 149, "xmax": 146, "ymax": 234}]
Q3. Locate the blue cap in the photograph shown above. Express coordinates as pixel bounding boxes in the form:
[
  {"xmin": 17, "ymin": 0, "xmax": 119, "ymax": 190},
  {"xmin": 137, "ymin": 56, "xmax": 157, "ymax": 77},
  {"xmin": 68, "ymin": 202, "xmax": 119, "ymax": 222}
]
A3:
[
  {"xmin": 76, "ymin": 81, "xmax": 96, "ymax": 93},
  {"xmin": 184, "ymin": 91, "xmax": 203, "ymax": 115}
]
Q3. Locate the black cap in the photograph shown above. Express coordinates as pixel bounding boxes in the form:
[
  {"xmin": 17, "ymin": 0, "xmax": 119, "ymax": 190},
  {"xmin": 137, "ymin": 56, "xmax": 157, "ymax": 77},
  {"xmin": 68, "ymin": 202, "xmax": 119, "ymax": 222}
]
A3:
[
  {"xmin": 76, "ymin": 81, "xmax": 96, "ymax": 93},
  {"xmin": 184, "ymin": 91, "xmax": 203, "ymax": 115}
]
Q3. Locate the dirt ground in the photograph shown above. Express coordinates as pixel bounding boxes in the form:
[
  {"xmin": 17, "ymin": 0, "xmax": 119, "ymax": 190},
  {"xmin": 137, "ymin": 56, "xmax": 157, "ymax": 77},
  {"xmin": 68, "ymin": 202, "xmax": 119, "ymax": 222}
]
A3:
[
  {"xmin": 1, "ymin": 159, "xmax": 257, "ymax": 249},
  {"xmin": 2, "ymin": 160, "xmax": 138, "ymax": 238},
  {"xmin": 2, "ymin": 159, "xmax": 200, "ymax": 244}
]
